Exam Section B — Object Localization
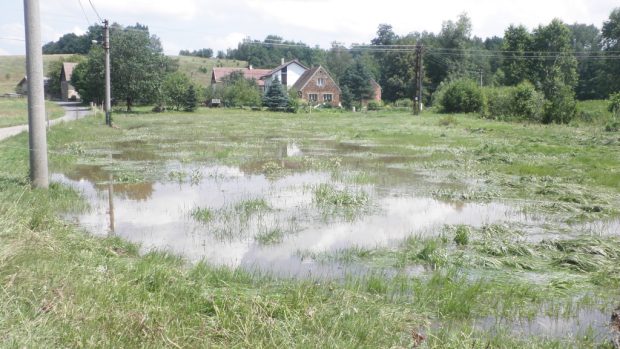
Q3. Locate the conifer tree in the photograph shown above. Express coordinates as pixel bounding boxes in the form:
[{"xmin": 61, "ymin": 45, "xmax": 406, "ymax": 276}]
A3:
[
  {"xmin": 184, "ymin": 85, "xmax": 198, "ymax": 112},
  {"xmin": 263, "ymin": 78, "xmax": 289, "ymax": 111}
]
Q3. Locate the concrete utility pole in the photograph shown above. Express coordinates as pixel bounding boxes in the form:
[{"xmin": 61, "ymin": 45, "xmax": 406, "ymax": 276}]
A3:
[
  {"xmin": 23, "ymin": 0, "xmax": 48, "ymax": 188},
  {"xmin": 413, "ymin": 44, "xmax": 424, "ymax": 115},
  {"xmin": 104, "ymin": 19, "xmax": 112, "ymax": 126}
]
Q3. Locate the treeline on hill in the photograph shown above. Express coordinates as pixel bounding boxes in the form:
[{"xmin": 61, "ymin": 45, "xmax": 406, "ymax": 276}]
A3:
[{"xmin": 43, "ymin": 9, "xmax": 620, "ymax": 122}]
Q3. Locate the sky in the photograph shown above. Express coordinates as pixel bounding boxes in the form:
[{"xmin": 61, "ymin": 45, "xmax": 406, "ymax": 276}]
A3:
[{"xmin": 0, "ymin": 0, "xmax": 618, "ymax": 56}]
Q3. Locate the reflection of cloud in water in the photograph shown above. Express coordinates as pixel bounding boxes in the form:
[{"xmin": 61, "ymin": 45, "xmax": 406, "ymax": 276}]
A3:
[{"xmin": 52, "ymin": 165, "xmax": 610, "ymax": 278}]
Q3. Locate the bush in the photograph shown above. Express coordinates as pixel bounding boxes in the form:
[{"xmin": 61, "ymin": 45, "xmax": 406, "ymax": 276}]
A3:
[
  {"xmin": 609, "ymin": 92, "xmax": 620, "ymax": 116},
  {"xmin": 437, "ymin": 79, "xmax": 484, "ymax": 113},
  {"xmin": 482, "ymin": 82, "xmax": 544, "ymax": 122},
  {"xmin": 367, "ymin": 100, "xmax": 382, "ymax": 111},
  {"xmin": 511, "ymin": 82, "xmax": 545, "ymax": 122},
  {"xmin": 543, "ymin": 84, "xmax": 577, "ymax": 124},
  {"xmin": 393, "ymin": 98, "xmax": 413, "ymax": 108}
]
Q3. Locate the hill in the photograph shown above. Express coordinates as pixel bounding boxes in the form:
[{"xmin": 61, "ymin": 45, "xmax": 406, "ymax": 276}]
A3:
[
  {"xmin": 0, "ymin": 54, "xmax": 73, "ymax": 94},
  {"xmin": 172, "ymin": 55, "xmax": 247, "ymax": 86},
  {"xmin": 0, "ymin": 55, "xmax": 248, "ymax": 95}
]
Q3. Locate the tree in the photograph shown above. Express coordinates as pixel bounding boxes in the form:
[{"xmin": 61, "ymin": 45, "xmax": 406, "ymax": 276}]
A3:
[
  {"xmin": 501, "ymin": 25, "xmax": 532, "ymax": 85},
  {"xmin": 109, "ymin": 24, "xmax": 170, "ymax": 111},
  {"xmin": 340, "ymin": 60, "xmax": 374, "ymax": 105},
  {"xmin": 602, "ymin": 8, "xmax": 620, "ymax": 94},
  {"xmin": 531, "ymin": 20, "xmax": 578, "ymax": 97},
  {"xmin": 184, "ymin": 85, "xmax": 198, "ymax": 112},
  {"xmin": 162, "ymin": 72, "xmax": 192, "ymax": 110},
  {"xmin": 324, "ymin": 42, "xmax": 353, "ymax": 83},
  {"xmin": 71, "ymin": 46, "xmax": 105, "ymax": 104},
  {"xmin": 569, "ymin": 23, "xmax": 606, "ymax": 99},
  {"xmin": 263, "ymin": 78, "xmax": 289, "ymax": 111}
]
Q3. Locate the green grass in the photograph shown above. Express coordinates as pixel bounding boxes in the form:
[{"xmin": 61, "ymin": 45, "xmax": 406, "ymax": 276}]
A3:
[
  {"xmin": 1, "ymin": 107, "xmax": 619, "ymax": 347},
  {"xmin": 0, "ymin": 98, "xmax": 65, "ymax": 127},
  {"xmin": 0, "ymin": 55, "xmax": 246, "ymax": 95}
]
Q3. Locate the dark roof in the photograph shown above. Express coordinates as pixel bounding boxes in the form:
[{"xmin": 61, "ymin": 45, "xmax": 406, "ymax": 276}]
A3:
[
  {"xmin": 261, "ymin": 59, "xmax": 309, "ymax": 79},
  {"xmin": 292, "ymin": 66, "xmax": 341, "ymax": 93}
]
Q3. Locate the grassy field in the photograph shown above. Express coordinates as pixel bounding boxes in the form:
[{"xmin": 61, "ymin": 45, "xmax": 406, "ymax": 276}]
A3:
[
  {"xmin": 0, "ymin": 55, "xmax": 73, "ymax": 95},
  {"xmin": 0, "ymin": 107, "xmax": 619, "ymax": 348},
  {"xmin": 0, "ymin": 98, "xmax": 65, "ymax": 128}
]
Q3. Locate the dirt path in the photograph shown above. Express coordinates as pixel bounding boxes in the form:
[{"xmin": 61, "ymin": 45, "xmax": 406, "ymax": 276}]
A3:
[{"xmin": 0, "ymin": 102, "xmax": 93, "ymax": 141}]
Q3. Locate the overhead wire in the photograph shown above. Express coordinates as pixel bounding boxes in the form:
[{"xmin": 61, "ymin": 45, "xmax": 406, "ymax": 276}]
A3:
[
  {"xmin": 87, "ymin": 0, "xmax": 103, "ymax": 22},
  {"xmin": 76, "ymin": 0, "xmax": 92, "ymax": 26}
]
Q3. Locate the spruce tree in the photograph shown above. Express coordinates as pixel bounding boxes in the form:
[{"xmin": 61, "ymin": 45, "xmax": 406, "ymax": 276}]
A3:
[
  {"xmin": 263, "ymin": 78, "xmax": 289, "ymax": 111},
  {"xmin": 184, "ymin": 85, "xmax": 198, "ymax": 112}
]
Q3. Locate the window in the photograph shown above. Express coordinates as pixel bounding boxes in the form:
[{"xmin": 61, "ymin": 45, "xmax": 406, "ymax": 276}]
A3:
[
  {"xmin": 317, "ymin": 78, "xmax": 325, "ymax": 87},
  {"xmin": 323, "ymin": 94, "xmax": 332, "ymax": 102},
  {"xmin": 308, "ymin": 94, "xmax": 318, "ymax": 102}
]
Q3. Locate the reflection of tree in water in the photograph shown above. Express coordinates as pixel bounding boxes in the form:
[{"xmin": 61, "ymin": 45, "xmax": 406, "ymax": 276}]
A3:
[
  {"xmin": 67, "ymin": 165, "xmax": 154, "ymax": 201},
  {"xmin": 112, "ymin": 182, "xmax": 154, "ymax": 201}
]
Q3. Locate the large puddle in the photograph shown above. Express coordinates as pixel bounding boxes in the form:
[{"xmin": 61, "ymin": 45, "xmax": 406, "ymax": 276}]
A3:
[{"xmin": 56, "ymin": 160, "xmax": 545, "ymax": 278}]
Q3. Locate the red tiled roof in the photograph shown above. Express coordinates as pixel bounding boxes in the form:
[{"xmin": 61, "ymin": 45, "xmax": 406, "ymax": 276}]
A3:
[{"xmin": 212, "ymin": 67, "xmax": 271, "ymax": 86}]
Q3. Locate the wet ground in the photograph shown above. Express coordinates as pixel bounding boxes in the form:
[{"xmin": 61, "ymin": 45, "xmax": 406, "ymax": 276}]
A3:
[{"xmin": 54, "ymin": 138, "xmax": 618, "ymax": 278}]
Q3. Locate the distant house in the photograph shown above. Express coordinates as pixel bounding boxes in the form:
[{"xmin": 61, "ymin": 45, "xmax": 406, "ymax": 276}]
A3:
[
  {"xmin": 60, "ymin": 62, "xmax": 80, "ymax": 101},
  {"xmin": 260, "ymin": 59, "xmax": 309, "ymax": 91},
  {"xmin": 16, "ymin": 76, "xmax": 51, "ymax": 97},
  {"xmin": 211, "ymin": 66, "xmax": 271, "ymax": 92},
  {"xmin": 292, "ymin": 66, "xmax": 341, "ymax": 107}
]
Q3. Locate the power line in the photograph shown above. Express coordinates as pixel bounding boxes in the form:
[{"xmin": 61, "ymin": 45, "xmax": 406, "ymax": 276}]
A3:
[
  {"xmin": 76, "ymin": 0, "xmax": 92, "ymax": 26},
  {"xmin": 87, "ymin": 0, "xmax": 103, "ymax": 22},
  {"xmin": 0, "ymin": 37, "xmax": 25, "ymax": 42}
]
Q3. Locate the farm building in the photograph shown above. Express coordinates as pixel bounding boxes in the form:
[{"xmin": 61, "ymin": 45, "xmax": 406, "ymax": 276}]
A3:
[{"xmin": 60, "ymin": 62, "xmax": 80, "ymax": 101}]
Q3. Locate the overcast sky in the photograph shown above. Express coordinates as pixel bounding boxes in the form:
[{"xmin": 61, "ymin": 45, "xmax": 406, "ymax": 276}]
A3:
[{"xmin": 1, "ymin": 0, "xmax": 618, "ymax": 56}]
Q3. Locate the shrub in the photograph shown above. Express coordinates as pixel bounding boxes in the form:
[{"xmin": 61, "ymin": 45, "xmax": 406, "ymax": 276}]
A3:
[
  {"xmin": 437, "ymin": 78, "xmax": 484, "ymax": 113},
  {"xmin": 543, "ymin": 84, "xmax": 577, "ymax": 124},
  {"xmin": 510, "ymin": 82, "xmax": 545, "ymax": 122},
  {"xmin": 367, "ymin": 100, "xmax": 382, "ymax": 111},
  {"xmin": 482, "ymin": 82, "xmax": 544, "ymax": 122},
  {"xmin": 393, "ymin": 98, "xmax": 413, "ymax": 108},
  {"xmin": 609, "ymin": 92, "xmax": 620, "ymax": 116}
]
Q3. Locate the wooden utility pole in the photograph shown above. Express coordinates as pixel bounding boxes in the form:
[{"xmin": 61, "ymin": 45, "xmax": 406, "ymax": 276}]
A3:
[
  {"xmin": 413, "ymin": 44, "xmax": 424, "ymax": 115},
  {"xmin": 104, "ymin": 19, "xmax": 112, "ymax": 126},
  {"xmin": 23, "ymin": 0, "xmax": 48, "ymax": 188}
]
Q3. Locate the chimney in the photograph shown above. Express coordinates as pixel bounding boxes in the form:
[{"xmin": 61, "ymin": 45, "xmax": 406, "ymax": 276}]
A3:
[{"xmin": 281, "ymin": 58, "xmax": 284, "ymax": 65}]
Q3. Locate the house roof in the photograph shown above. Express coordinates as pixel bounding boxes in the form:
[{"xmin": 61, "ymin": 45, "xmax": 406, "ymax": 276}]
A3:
[
  {"xmin": 260, "ymin": 59, "xmax": 309, "ymax": 79},
  {"xmin": 212, "ymin": 67, "xmax": 271, "ymax": 86},
  {"xmin": 292, "ymin": 66, "xmax": 341, "ymax": 93},
  {"xmin": 61, "ymin": 62, "xmax": 78, "ymax": 82}
]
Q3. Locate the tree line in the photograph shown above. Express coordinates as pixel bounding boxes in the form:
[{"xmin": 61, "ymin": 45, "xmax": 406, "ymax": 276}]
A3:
[{"xmin": 43, "ymin": 8, "xmax": 620, "ymax": 117}]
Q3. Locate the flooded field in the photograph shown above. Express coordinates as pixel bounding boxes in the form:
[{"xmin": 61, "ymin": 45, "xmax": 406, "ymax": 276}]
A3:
[
  {"xmin": 55, "ymin": 134, "xmax": 618, "ymax": 278},
  {"xmin": 37, "ymin": 110, "xmax": 620, "ymax": 346}
]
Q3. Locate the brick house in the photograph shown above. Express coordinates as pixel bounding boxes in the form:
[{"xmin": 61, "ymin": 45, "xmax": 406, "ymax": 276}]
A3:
[{"xmin": 292, "ymin": 66, "xmax": 341, "ymax": 107}]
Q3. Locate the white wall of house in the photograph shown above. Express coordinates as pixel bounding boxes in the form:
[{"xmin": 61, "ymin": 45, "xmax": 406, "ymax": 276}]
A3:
[{"xmin": 264, "ymin": 62, "xmax": 308, "ymax": 91}]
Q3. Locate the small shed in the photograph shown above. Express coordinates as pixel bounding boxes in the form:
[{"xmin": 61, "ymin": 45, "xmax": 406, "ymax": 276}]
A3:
[
  {"xmin": 60, "ymin": 62, "xmax": 80, "ymax": 101},
  {"xmin": 15, "ymin": 76, "xmax": 51, "ymax": 97}
]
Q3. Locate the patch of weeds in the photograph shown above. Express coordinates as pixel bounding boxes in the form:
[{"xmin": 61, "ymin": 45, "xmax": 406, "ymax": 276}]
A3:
[
  {"xmin": 261, "ymin": 161, "xmax": 283, "ymax": 177},
  {"xmin": 168, "ymin": 169, "xmax": 187, "ymax": 182},
  {"xmin": 454, "ymin": 225, "xmax": 470, "ymax": 246},
  {"xmin": 313, "ymin": 183, "xmax": 369, "ymax": 208},
  {"xmin": 255, "ymin": 228, "xmax": 285, "ymax": 245},
  {"xmin": 234, "ymin": 198, "xmax": 271, "ymax": 216},
  {"xmin": 438, "ymin": 115, "xmax": 458, "ymax": 126},
  {"xmin": 190, "ymin": 207, "xmax": 214, "ymax": 223}
]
